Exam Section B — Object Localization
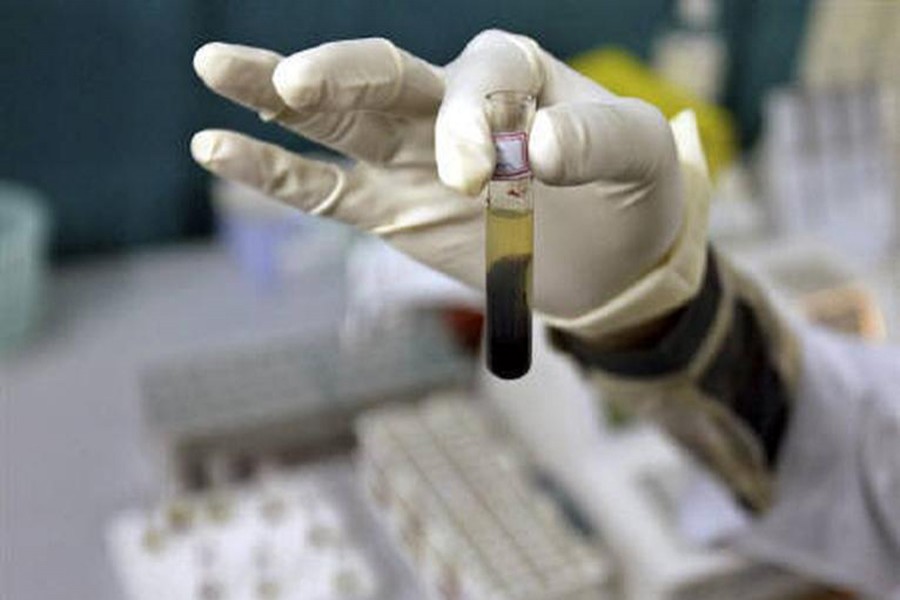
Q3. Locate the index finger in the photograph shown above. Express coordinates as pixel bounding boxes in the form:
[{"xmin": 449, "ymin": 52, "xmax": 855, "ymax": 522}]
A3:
[{"xmin": 273, "ymin": 38, "xmax": 444, "ymax": 115}]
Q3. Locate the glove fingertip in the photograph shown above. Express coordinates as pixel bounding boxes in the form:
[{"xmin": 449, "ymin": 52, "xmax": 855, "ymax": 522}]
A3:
[
  {"xmin": 272, "ymin": 55, "xmax": 322, "ymax": 110},
  {"xmin": 192, "ymin": 42, "xmax": 218, "ymax": 70},
  {"xmin": 192, "ymin": 42, "xmax": 237, "ymax": 87},
  {"xmin": 190, "ymin": 130, "xmax": 221, "ymax": 166}
]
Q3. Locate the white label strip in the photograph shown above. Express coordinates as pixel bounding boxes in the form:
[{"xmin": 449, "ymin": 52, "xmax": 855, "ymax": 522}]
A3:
[{"xmin": 492, "ymin": 132, "xmax": 531, "ymax": 180}]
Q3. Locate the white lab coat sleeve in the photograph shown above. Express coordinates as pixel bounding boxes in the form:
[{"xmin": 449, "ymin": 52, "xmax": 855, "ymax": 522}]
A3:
[
  {"xmin": 735, "ymin": 326, "xmax": 900, "ymax": 598},
  {"xmin": 549, "ymin": 249, "xmax": 900, "ymax": 596},
  {"xmin": 551, "ymin": 250, "xmax": 801, "ymax": 510}
]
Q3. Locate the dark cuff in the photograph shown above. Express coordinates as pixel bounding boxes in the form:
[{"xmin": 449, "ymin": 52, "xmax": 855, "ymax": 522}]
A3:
[{"xmin": 549, "ymin": 249, "xmax": 792, "ymax": 468}]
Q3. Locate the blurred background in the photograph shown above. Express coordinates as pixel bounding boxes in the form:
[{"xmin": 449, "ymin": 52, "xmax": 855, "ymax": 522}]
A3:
[{"xmin": 1, "ymin": 1, "xmax": 897, "ymax": 599}]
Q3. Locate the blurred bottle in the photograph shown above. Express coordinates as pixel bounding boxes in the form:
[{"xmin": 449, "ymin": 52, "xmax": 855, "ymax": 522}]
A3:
[
  {"xmin": 0, "ymin": 181, "xmax": 50, "ymax": 352},
  {"xmin": 652, "ymin": 0, "xmax": 727, "ymax": 103},
  {"xmin": 211, "ymin": 175, "xmax": 352, "ymax": 291}
]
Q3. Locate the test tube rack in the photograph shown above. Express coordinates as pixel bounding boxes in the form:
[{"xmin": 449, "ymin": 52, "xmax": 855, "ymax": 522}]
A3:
[
  {"xmin": 140, "ymin": 310, "xmax": 473, "ymax": 486},
  {"xmin": 107, "ymin": 466, "xmax": 378, "ymax": 600},
  {"xmin": 355, "ymin": 394, "xmax": 612, "ymax": 600}
]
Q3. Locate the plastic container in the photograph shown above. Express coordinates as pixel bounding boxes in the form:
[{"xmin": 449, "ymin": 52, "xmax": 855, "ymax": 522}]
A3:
[
  {"xmin": 211, "ymin": 177, "xmax": 352, "ymax": 290},
  {"xmin": 0, "ymin": 181, "xmax": 50, "ymax": 350}
]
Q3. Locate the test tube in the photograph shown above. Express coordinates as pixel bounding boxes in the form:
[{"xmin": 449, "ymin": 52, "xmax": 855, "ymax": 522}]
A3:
[
  {"xmin": 256, "ymin": 457, "xmax": 288, "ymax": 524},
  {"xmin": 484, "ymin": 91, "xmax": 536, "ymax": 379},
  {"xmin": 203, "ymin": 453, "xmax": 234, "ymax": 524}
]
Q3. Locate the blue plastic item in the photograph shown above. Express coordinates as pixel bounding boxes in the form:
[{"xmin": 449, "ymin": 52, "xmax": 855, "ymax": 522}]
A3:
[{"xmin": 211, "ymin": 177, "xmax": 352, "ymax": 290}]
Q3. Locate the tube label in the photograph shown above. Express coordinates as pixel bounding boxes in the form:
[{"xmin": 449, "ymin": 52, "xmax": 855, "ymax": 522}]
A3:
[{"xmin": 492, "ymin": 132, "xmax": 530, "ymax": 180}]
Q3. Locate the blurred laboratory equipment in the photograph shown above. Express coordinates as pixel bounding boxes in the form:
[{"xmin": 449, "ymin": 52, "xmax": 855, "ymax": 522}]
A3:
[
  {"xmin": 339, "ymin": 236, "xmax": 486, "ymax": 405},
  {"xmin": 211, "ymin": 176, "xmax": 353, "ymax": 290},
  {"xmin": 479, "ymin": 331, "xmax": 840, "ymax": 600},
  {"xmin": 710, "ymin": 176, "xmax": 897, "ymax": 341},
  {"xmin": 108, "ymin": 459, "xmax": 381, "ymax": 600},
  {"xmin": 762, "ymin": 0, "xmax": 900, "ymax": 268},
  {"xmin": 355, "ymin": 393, "xmax": 613, "ymax": 600},
  {"xmin": 799, "ymin": 0, "xmax": 900, "ymax": 90},
  {"xmin": 0, "ymin": 181, "xmax": 50, "ymax": 351},
  {"xmin": 652, "ymin": 0, "xmax": 727, "ymax": 103},
  {"xmin": 758, "ymin": 86, "xmax": 897, "ymax": 267},
  {"xmin": 344, "ymin": 239, "xmax": 479, "ymax": 310},
  {"xmin": 563, "ymin": 426, "xmax": 821, "ymax": 600},
  {"xmin": 140, "ymin": 309, "xmax": 473, "ymax": 487},
  {"xmin": 728, "ymin": 239, "xmax": 887, "ymax": 340}
]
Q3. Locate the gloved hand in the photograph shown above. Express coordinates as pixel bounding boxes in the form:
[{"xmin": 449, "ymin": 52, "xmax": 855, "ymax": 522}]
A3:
[{"xmin": 191, "ymin": 30, "xmax": 710, "ymax": 343}]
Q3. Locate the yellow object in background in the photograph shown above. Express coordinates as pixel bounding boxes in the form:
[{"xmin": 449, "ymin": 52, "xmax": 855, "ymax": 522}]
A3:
[{"xmin": 568, "ymin": 48, "xmax": 738, "ymax": 178}]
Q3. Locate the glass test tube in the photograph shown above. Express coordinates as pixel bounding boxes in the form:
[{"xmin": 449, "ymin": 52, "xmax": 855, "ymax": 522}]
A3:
[{"xmin": 484, "ymin": 91, "xmax": 536, "ymax": 379}]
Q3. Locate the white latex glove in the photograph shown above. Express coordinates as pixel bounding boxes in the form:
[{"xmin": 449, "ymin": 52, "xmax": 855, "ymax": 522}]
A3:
[{"xmin": 191, "ymin": 30, "xmax": 708, "ymax": 341}]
